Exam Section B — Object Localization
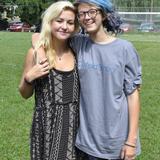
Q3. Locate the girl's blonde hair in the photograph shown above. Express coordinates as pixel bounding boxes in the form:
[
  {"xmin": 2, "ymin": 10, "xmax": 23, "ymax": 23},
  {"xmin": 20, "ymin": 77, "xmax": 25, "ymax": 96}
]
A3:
[{"xmin": 34, "ymin": 1, "xmax": 79, "ymax": 68}]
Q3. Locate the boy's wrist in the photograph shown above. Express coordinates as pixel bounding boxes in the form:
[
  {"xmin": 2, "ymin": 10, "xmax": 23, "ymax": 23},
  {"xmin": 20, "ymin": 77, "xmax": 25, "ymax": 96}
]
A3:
[{"xmin": 126, "ymin": 136, "xmax": 137, "ymax": 145}]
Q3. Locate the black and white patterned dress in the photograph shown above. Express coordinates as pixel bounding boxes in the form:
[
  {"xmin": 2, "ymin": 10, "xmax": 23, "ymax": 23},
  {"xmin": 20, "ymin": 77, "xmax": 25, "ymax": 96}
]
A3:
[{"xmin": 30, "ymin": 64, "xmax": 80, "ymax": 160}]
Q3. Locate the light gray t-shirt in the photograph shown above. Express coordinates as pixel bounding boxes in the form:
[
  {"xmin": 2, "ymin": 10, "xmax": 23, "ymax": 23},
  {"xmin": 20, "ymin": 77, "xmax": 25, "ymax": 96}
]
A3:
[{"xmin": 70, "ymin": 35, "xmax": 142, "ymax": 159}]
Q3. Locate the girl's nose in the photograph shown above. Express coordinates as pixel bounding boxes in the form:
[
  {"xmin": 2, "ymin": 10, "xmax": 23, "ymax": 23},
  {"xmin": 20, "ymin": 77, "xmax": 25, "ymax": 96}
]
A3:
[{"xmin": 61, "ymin": 22, "xmax": 67, "ymax": 29}]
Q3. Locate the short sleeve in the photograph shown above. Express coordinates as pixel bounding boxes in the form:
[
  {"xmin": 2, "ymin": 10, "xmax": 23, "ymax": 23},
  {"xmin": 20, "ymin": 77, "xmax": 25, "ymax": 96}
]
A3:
[
  {"xmin": 124, "ymin": 42, "xmax": 142, "ymax": 95},
  {"xmin": 69, "ymin": 34, "xmax": 88, "ymax": 55}
]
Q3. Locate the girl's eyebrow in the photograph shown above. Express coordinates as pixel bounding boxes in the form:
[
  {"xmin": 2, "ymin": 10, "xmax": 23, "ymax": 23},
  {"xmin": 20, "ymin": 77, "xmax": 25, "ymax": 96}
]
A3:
[{"xmin": 56, "ymin": 18, "xmax": 75, "ymax": 21}]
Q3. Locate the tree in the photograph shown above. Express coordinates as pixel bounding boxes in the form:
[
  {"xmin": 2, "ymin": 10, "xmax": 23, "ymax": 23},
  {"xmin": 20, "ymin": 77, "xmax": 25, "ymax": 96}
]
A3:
[
  {"xmin": 0, "ymin": 1, "xmax": 16, "ymax": 19},
  {"xmin": 113, "ymin": 0, "xmax": 160, "ymax": 10},
  {"xmin": 9, "ymin": 0, "xmax": 160, "ymax": 25},
  {"xmin": 15, "ymin": 0, "xmax": 54, "ymax": 25}
]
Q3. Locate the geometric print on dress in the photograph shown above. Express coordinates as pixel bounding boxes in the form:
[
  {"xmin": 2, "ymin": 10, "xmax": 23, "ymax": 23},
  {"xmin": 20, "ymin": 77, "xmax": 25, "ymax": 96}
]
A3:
[
  {"xmin": 54, "ymin": 72, "xmax": 63, "ymax": 103},
  {"xmin": 31, "ymin": 65, "xmax": 80, "ymax": 160},
  {"xmin": 66, "ymin": 103, "xmax": 76, "ymax": 160}
]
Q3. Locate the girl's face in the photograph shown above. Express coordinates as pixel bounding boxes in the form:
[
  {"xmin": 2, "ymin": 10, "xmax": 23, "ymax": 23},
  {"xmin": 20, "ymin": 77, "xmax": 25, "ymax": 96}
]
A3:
[
  {"xmin": 51, "ymin": 10, "xmax": 76, "ymax": 41},
  {"xmin": 77, "ymin": 3, "xmax": 104, "ymax": 34}
]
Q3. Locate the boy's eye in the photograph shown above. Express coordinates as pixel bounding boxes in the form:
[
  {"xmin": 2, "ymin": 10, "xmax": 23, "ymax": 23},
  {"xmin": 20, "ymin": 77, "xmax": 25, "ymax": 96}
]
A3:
[
  {"xmin": 79, "ymin": 13, "xmax": 84, "ymax": 17},
  {"xmin": 89, "ymin": 10, "xmax": 97, "ymax": 15}
]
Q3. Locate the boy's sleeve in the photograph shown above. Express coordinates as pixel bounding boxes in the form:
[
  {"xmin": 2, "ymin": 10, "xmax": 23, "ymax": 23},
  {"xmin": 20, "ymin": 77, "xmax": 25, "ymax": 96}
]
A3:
[
  {"xmin": 69, "ymin": 34, "xmax": 86, "ymax": 55},
  {"xmin": 124, "ymin": 42, "xmax": 142, "ymax": 95}
]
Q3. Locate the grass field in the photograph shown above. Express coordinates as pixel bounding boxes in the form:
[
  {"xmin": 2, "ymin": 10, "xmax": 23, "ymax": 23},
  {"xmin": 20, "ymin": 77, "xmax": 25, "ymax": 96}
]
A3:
[{"xmin": 0, "ymin": 32, "xmax": 160, "ymax": 160}]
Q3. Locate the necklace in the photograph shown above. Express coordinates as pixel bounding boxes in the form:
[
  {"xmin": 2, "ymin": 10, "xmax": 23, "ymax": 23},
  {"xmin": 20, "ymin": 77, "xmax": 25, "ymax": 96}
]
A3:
[
  {"xmin": 56, "ymin": 52, "xmax": 67, "ymax": 61},
  {"xmin": 54, "ymin": 52, "xmax": 63, "ymax": 61},
  {"xmin": 56, "ymin": 48, "xmax": 70, "ymax": 61},
  {"xmin": 57, "ymin": 55, "xmax": 62, "ymax": 61}
]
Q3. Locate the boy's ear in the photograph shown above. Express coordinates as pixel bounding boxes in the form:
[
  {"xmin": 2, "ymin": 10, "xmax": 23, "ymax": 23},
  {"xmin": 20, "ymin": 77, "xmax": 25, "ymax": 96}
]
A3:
[
  {"xmin": 103, "ymin": 16, "xmax": 107, "ymax": 21},
  {"xmin": 102, "ymin": 12, "xmax": 108, "ymax": 21}
]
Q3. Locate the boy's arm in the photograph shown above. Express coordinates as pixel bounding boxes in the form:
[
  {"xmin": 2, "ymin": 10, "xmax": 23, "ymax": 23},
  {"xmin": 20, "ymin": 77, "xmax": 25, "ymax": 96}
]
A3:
[
  {"xmin": 127, "ymin": 88, "xmax": 140, "ymax": 144},
  {"xmin": 32, "ymin": 33, "xmax": 40, "ymax": 48},
  {"xmin": 121, "ymin": 89, "xmax": 140, "ymax": 160}
]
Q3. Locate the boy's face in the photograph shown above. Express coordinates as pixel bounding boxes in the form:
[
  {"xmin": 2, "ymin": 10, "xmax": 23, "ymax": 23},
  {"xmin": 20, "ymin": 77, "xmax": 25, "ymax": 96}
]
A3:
[{"xmin": 77, "ymin": 3, "xmax": 104, "ymax": 34}]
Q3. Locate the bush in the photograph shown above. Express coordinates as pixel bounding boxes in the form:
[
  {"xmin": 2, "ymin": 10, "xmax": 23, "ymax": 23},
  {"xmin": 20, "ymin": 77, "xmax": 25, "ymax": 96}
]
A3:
[{"xmin": 0, "ymin": 19, "xmax": 9, "ymax": 31}]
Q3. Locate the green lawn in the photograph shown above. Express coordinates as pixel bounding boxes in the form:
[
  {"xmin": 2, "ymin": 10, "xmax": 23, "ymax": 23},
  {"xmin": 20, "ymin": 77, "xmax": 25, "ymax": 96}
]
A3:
[{"xmin": 0, "ymin": 32, "xmax": 160, "ymax": 160}]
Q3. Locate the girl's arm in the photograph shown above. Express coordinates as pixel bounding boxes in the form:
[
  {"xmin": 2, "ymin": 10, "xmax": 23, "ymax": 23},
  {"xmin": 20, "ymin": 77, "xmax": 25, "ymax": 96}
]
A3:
[{"xmin": 19, "ymin": 48, "xmax": 49, "ymax": 99}]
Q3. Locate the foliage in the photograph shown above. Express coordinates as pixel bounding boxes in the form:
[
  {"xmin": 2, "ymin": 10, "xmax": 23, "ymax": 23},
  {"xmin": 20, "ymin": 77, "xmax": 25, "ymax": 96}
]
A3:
[
  {"xmin": 0, "ymin": 0, "xmax": 16, "ymax": 19},
  {"xmin": 113, "ymin": 0, "xmax": 160, "ymax": 7},
  {"xmin": 1, "ymin": 0, "xmax": 160, "ymax": 24},
  {"xmin": 15, "ymin": 0, "xmax": 52, "ymax": 25},
  {"xmin": 113, "ymin": 0, "xmax": 160, "ymax": 11},
  {"xmin": 0, "ymin": 0, "xmax": 58, "ymax": 24}
]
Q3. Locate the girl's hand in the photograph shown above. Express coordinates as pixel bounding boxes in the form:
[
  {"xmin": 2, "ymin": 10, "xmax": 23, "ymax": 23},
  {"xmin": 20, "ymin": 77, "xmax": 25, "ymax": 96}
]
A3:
[
  {"xmin": 25, "ymin": 58, "xmax": 49, "ymax": 83},
  {"xmin": 121, "ymin": 144, "xmax": 136, "ymax": 160}
]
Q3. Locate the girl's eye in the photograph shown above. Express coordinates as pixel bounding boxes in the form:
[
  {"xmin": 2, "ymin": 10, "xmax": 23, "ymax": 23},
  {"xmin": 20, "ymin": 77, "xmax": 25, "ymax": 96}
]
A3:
[
  {"xmin": 56, "ymin": 19, "xmax": 63, "ymax": 23},
  {"xmin": 68, "ymin": 21, "xmax": 74, "ymax": 25}
]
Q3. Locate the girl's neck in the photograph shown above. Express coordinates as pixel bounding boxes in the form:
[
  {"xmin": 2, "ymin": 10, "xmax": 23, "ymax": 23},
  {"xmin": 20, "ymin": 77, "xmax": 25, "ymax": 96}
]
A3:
[{"xmin": 52, "ymin": 38, "xmax": 69, "ymax": 56}]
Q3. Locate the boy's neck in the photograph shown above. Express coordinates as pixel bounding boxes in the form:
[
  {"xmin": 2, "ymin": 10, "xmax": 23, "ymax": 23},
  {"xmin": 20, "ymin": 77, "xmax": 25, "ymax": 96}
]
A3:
[{"xmin": 89, "ymin": 26, "xmax": 109, "ymax": 42}]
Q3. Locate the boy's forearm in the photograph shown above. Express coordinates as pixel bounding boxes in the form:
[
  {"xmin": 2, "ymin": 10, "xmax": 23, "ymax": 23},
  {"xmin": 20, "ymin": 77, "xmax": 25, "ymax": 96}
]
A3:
[
  {"xmin": 127, "ymin": 89, "xmax": 140, "ymax": 144},
  {"xmin": 32, "ymin": 33, "xmax": 40, "ymax": 48}
]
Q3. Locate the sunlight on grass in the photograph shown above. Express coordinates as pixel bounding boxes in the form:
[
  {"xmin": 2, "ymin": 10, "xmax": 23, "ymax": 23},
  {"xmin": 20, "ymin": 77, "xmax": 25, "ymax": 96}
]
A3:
[{"xmin": 0, "ymin": 32, "xmax": 160, "ymax": 160}]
